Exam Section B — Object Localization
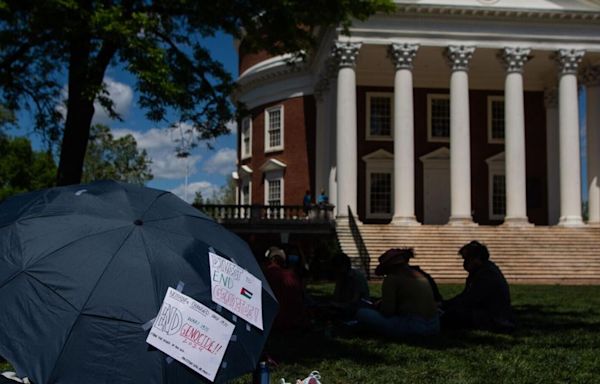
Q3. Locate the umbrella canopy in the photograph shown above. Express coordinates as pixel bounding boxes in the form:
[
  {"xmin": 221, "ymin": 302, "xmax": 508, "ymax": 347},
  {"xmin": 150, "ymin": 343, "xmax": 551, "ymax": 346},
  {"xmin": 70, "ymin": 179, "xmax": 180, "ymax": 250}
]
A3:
[{"xmin": 0, "ymin": 181, "xmax": 278, "ymax": 383}]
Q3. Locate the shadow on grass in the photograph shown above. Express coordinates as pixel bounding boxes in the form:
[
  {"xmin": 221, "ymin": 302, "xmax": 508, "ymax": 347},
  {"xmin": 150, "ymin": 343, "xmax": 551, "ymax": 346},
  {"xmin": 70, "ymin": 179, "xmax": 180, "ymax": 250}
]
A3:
[{"xmin": 263, "ymin": 302, "xmax": 600, "ymax": 367}]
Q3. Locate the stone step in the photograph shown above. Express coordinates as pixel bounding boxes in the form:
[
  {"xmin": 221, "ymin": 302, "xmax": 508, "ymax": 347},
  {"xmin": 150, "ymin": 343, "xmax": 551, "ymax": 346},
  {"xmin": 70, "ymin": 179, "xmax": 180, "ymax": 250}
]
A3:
[{"xmin": 336, "ymin": 221, "xmax": 600, "ymax": 284}]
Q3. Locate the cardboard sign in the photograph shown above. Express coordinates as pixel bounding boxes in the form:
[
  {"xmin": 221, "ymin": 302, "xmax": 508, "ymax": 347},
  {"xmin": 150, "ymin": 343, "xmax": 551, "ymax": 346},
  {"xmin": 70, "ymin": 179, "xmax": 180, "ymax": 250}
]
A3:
[
  {"xmin": 146, "ymin": 287, "xmax": 235, "ymax": 382},
  {"xmin": 209, "ymin": 252, "xmax": 263, "ymax": 330}
]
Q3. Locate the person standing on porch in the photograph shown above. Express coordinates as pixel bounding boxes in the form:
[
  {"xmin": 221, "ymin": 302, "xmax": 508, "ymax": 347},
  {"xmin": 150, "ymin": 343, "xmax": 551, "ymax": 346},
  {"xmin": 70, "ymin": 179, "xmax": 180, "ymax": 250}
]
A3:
[{"xmin": 302, "ymin": 190, "xmax": 312, "ymax": 217}]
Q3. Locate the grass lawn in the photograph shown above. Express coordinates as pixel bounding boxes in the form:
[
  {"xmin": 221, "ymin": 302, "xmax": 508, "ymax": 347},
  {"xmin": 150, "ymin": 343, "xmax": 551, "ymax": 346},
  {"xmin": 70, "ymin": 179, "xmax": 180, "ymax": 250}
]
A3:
[
  {"xmin": 233, "ymin": 283, "xmax": 600, "ymax": 384},
  {"xmin": 2, "ymin": 285, "xmax": 599, "ymax": 383}
]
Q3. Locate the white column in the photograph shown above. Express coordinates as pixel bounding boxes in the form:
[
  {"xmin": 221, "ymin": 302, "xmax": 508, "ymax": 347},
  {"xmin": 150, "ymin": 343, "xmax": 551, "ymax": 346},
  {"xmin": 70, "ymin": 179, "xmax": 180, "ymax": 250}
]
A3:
[
  {"xmin": 314, "ymin": 89, "xmax": 328, "ymax": 197},
  {"xmin": 498, "ymin": 47, "xmax": 532, "ymax": 226},
  {"xmin": 582, "ymin": 65, "xmax": 600, "ymax": 224},
  {"xmin": 553, "ymin": 49, "xmax": 585, "ymax": 227},
  {"xmin": 544, "ymin": 87, "xmax": 560, "ymax": 225},
  {"xmin": 388, "ymin": 43, "xmax": 420, "ymax": 225},
  {"xmin": 328, "ymin": 82, "xmax": 338, "ymax": 215},
  {"xmin": 445, "ymin": 45, "xmax": 476, "ymax": 225},
  {"xmin": 332, "ymin": 41, "xmax": 361, "ymax": 218}
]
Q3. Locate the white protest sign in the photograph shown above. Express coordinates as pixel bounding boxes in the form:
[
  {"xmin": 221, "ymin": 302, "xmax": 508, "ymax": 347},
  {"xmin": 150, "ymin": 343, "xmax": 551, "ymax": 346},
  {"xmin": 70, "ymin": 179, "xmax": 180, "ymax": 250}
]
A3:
[
  {"xmin": 146, "ymin": 287, "xmax": 235, "ymax": 382},
  {"xmin": 209, "ymin": 252, "xmax": 263, "ymax": 330}
]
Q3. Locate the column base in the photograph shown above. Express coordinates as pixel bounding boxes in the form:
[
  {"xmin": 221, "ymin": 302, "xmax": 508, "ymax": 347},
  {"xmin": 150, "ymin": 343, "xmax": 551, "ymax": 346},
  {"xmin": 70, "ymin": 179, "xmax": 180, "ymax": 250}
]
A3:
[
  {"xmin": 447, "ymin": 216, "xmax": 478, "ymax": 226},
  {"xmin": 391, "ymin": 216, "xmax": 421, "ymax": 226},
  {"xmin": 558, "ymin": 215, "xmax": 585, "ymax": 227},
  {"xmin": 502, "ymin": 217, "xmax": 533, "ymax": 227}
]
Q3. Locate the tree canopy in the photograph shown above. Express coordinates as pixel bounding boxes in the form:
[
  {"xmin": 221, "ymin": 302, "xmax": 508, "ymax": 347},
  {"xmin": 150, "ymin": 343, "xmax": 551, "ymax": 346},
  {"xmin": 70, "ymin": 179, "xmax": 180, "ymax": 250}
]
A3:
[
  {"xmin": 0, "ymin": 134, "xmax": 56, "ymax": 201},
  {"xmin": 0, "ymin": 0, "xmax": 394, "ymax": 186},
  {"xmin": 83, "ymin": 124, "xmax": 152, "ymax": 184}
]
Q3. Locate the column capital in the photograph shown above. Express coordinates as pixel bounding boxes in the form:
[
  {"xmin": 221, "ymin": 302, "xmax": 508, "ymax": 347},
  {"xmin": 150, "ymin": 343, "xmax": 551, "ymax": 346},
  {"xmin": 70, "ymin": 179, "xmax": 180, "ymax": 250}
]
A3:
[
  {"xmin": 552, "ymin": 49, "xmax": 585, "ymax": 75},
  {"xmin": 544, "ymin": 87, "xmax": 558, "ymax": 109},
  {"xmin": 498, "ymin": 47, "xmax": 532, "ymax": 73},
  {"xmin": 331, "ymin": 41, "xmax": 362, "ymax": 69},
  {"xmin": 387, "ymin": 43, "xmax": 419, "ymax": 70},
  {"xmin": 580, "ymin": 65, "xmax": 600, "ymax": 87},
  {"xmin": 444, "ymin": 45, "xmax": 476, "ymax": 72}
]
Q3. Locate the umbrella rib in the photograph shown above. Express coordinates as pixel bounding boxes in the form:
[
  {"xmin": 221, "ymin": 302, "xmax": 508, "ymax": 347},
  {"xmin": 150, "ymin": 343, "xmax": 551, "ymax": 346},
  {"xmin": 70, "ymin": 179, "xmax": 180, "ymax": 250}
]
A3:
[
  {"xmin": 46, "ymin": 226, "xmax": 137, "ymax": 381},
  {"xmin": 143, "ymin": 213, "xmax": 215, "ymax": 225},
  {"xmin": 139, "ymin": 191, "xmax": 171, "ymax": 218},
  {"xmin": 0, "ymin": 225, "xmax": 132, "ymax": 292},
  {"xmin": 21, "ymin": 271, "xmax": 80, "ymax": 312},
  {"xmin": 138, "ymin": 230, "xmax": 160, "ymax": 314}
]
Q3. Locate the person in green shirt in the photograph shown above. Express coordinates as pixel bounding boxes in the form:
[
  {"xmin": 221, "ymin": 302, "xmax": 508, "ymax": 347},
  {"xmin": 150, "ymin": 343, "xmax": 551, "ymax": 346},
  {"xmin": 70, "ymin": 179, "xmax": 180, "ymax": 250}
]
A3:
[{"xmin": 356, "ymin": 248, "xmax": 440, "ymax": 337}]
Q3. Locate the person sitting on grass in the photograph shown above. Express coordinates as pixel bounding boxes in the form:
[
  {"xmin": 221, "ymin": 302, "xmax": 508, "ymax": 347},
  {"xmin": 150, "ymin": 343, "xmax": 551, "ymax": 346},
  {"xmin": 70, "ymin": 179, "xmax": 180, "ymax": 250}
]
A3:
[
  {"xmin": 331, "ymin": 253, "xmax": 370, "ymax": 318},
  {"xmin": 356, "ymin": 248, "xmax": 440, "ymax": 337},
  {"xmin": 263, "ymin": 246, "xmax": 306, "ymax": 331},
  {"xmin": 440, "ymin": 240, "xmax": 515, "ymax": 332}
]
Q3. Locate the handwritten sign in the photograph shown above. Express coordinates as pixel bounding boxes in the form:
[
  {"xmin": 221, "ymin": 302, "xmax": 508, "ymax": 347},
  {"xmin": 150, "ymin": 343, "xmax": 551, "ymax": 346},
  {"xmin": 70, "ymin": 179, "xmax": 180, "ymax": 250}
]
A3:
[
  {"xmin": 146, "ymin": 287, "xmax": 234, "ymax": 382},
  {"xmin": 209, "ymin": 252, "xmax": 263, "ymax": 330}
]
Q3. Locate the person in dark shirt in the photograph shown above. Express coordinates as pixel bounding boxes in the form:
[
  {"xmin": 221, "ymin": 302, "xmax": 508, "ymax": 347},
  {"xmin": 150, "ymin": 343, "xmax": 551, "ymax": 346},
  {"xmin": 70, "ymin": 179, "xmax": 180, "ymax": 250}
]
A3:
[{"xmin": 441, "ymin": 240, "xmax": 515, "ymax": 332}]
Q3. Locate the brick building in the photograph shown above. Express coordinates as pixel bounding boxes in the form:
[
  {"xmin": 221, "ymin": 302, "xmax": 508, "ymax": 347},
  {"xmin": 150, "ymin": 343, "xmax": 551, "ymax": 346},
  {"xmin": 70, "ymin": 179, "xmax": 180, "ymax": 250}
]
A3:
[{"xmin": 232, "ymin": 0, "xmax": 600, "ymax": 228}]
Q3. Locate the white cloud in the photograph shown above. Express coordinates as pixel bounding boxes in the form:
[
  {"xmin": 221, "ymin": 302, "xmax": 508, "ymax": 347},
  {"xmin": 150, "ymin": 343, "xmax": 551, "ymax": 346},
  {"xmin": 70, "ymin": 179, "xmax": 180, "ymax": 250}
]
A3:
[
  {"xmin": 112, "ymin": 126, "xmax": 202, "ymax": 179},
  {"xmin": 93, "ymin": 78, "xmax": 133, "ymax": 124},
  {"xmin": 170, "ymin": 181, "xmax": 220, "ymax": 203},
  {"xmin": 225, "ymin": 120, "xmax": 237, "ymax": 134},
  {"xmin": 57, "ymin": 77, "xmax": 133, "ymax": 124},
  {"xmin": 202, "ymin": 148, "xmax": 237, "ymax": 175}
]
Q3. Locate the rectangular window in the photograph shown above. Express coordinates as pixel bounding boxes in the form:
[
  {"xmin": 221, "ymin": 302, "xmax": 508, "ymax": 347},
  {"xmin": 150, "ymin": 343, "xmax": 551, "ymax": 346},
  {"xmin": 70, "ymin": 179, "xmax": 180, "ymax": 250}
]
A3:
[
  {"xmin": 370, "ymin": 172, "xmax": 392, "ymax": 214},
  {"xmin": 488, "ymin": 96, "xmax": 505, "ymax": 143},
  {"xmin": 427, "ymin": 94, "xmax": 450, "ymax": 142},
  {"xmin": 241, "ymin": 117, "xmax": 252, "ymax": 159},
  {"xmin": 241, "ymin": 183, "xmax": 250, "ymax": 205},
  {"xmin": 366, "ymin": 93, "xmax": 393, "ymax": 140},
  {"xmin": 492, "ymin": 174, "xmax": 506, "ymax": 217},
  {"xmin": 268, "ymin": 179, "xmax": 281, "ymax": 206},
  {"xmin": 265, "ymin": 106, "xmax": 284, "ymax": 152}
]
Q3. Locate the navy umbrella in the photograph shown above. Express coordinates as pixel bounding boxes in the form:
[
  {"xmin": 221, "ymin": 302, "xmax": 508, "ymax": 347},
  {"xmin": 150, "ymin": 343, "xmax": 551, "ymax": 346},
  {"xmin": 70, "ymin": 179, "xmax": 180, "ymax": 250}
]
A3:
[{"xmin": 0, "ymin": 181, "xmax": 278, "ymax": 383}]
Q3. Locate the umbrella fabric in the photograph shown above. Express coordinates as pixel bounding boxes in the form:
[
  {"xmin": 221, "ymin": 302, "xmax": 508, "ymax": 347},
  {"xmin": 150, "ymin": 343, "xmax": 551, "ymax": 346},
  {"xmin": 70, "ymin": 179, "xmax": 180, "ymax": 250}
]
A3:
[{"xmin": 0, "ymin": 181, "xmax": 278, "ymax": 384}]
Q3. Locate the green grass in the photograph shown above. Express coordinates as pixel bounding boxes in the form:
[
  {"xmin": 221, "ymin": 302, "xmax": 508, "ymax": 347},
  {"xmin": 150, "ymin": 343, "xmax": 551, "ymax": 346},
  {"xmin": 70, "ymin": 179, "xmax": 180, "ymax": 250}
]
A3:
[
  {"xmin": 3, "ymin": 285, "xmax": 599, "ymax": 383},
  {"xmin": 232, "ymin": 284, "xmax": 600, "ymax": 384}
]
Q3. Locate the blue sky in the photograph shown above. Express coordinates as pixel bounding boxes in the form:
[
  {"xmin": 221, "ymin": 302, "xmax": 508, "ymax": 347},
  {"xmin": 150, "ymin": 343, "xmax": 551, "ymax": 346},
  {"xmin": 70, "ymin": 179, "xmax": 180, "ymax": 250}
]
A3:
[{"xmin": 14, "ymin": 32, "xmax": 239, "ymax": 203}]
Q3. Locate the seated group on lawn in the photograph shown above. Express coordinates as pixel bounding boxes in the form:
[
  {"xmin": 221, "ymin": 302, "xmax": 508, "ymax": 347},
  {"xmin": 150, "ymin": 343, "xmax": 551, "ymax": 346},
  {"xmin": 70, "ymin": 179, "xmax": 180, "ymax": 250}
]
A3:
[
  {"xmin": 261, "ymin": 239, "xmax": 514, "ymax": 337},
  {"xmin": 340, "ymin": 240, "xmax": 515, "ymax": 337}
]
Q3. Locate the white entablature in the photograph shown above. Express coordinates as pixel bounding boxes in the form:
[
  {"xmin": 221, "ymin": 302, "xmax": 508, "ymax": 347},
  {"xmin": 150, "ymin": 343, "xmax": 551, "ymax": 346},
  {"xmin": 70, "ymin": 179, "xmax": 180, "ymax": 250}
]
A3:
[{"xmin": 392, "ymin": 0, "xmax": 600, "ymax": 12}]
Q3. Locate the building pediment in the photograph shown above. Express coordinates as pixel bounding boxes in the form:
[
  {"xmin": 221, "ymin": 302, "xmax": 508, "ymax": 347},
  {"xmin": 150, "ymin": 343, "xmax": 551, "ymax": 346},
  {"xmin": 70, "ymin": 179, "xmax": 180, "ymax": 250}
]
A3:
[
  {"xmin": 260, "ymin": 158, "xmax": 287, "ymax": 172},
  {"xmin": 420, "ymin": 147, "xmax": 450, "ymax": 162},
  {"xmin": 362, "ymin": 149, "xmax": 394, "ymax": 162},
  {"xmin": 239, "ymin": 165, "xmax": 253, "ymax": 176},
  {"xmin": 485, "ymin": 151, "xmax": 505, "ymax": 165}
]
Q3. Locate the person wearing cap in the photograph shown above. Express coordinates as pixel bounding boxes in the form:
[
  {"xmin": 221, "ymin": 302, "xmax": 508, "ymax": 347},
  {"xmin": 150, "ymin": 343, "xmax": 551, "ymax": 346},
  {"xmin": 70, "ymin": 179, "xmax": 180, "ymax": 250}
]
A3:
[
  {"xmin": 440, "ymin": 240, "xmax": 515, "ymax": 332},
  {"xmin": 355, "ymin": 248, "xmax": 440, "ymax": 337}
]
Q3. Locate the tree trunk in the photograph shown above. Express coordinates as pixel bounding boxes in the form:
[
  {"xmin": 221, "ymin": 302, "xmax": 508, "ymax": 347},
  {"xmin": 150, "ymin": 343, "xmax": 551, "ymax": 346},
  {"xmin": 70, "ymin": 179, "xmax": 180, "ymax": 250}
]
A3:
[
  {"xmin": 56, "ymin": 33, "xmax": 96, "ymax": 186},
  {"xmin": 56, "ymin": 30, "xmax": 117, "ymax": 186}
]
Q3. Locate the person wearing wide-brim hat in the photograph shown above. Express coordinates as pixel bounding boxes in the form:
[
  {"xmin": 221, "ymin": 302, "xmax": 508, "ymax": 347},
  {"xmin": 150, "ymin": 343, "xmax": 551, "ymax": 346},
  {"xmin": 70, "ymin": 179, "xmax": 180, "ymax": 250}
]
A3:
[{"xmin": 355, "ymin": 248, "xmax": 440, "ymax": 337}]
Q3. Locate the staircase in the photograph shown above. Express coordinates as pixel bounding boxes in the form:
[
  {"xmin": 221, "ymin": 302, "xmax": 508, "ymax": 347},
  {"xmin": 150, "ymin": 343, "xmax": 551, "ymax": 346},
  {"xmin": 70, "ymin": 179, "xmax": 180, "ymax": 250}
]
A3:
[{"xmin": 336, "ymin": 219, "xmax": 600, "ymax": 284}]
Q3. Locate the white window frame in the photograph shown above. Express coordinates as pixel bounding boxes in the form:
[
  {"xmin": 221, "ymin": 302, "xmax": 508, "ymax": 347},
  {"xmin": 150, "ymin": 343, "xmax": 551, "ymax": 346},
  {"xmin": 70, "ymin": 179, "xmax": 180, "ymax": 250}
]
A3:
[
  {"xmin": 241, "ymin": 178, "xmax": 252, "ymax": 205},
  {"xmin": 363, "ymin": 150, "xmax": 394, "ymax": 219},
  {"xmin": 487, "ymin": 96, "xmax": 505, "ymax": 144},
  {"xmin": 264, "ymin": 170, "xmax": 284, "ymax": 206},
  {"xmin": 366, "ymin": 92, "xmax": 394, "ymax": 141},
  {"xmin": 427, "ymin": 94, "xmax": 450, "ymax": 143},
  {"xmin": 264, "ymin": 105, "xmax": 284, "ymax": 153},
  {"xmin": 486, "ymin": 152, "xmax": 506, "ymax": 220},
  {"xmin": 241, "ymin": 117, "xmax": 253, "ymax": 160}
]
